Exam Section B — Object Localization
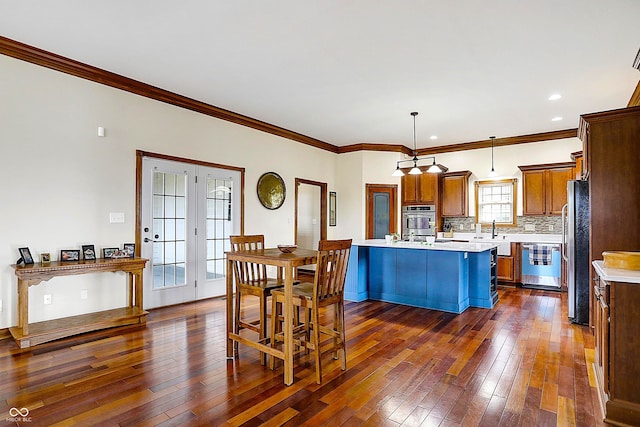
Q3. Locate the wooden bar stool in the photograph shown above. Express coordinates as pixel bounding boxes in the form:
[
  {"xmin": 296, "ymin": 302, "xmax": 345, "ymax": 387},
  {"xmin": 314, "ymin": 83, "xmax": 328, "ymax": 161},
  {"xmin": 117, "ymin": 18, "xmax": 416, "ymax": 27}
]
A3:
[
  {"xmin": 230, "ymin": 235, "xmax": 285, "ymax": 365},
  {"xmin": 270, "ymin": 239, "xmax": 352, "ymax": 383}
]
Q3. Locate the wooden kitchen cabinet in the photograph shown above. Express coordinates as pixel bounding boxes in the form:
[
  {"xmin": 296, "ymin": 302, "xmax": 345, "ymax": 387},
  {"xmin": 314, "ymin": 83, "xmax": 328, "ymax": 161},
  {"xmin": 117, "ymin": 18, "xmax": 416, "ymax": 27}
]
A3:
[
  {"xmin": 497, "ymin": 243, "xmax": 520, "ymax": 284},
  {"xmin": 497, "ymin": 256, "xmax": 514, "ymax": 282},
  {"xmin": 579, "ymin": 106, "xmax": 640, "ymax": 330},
  {"xmin": 518, "ymin": 162, "xmax": 574, "ymax": 215},
  {"xmin": 401, "ymin": 167, "xmax": 442, "ymax": 205},
  {"xmin": 592, "ymin": 263, "xmax": 640, "ymax": 426},
  {"xmin": 441, "ymin": 171, "xmax": 471, "ymax": 217},
  {"xmin": 571, "ymin": 151, "xmax": 583, "ymax": 180}
]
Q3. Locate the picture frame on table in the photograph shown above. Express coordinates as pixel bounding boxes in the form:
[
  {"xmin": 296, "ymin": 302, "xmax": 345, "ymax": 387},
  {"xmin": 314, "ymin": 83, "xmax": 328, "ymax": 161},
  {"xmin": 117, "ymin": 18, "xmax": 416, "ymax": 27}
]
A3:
[
  {"xmin": 123, "ymin": 243, "xmax": 135, "ymax": 258},
  {"xmin": 40, "ymin": 252, "xmax": 51, "ymax": 264},
  {"xmin": 329, "ymin": 191, "xmax": 337, "ymax": 227},
  {"xmin": 82, "ymin": 244, "xmax": 96, "ymax": 260},
  {"xmin": 60, "ymin": 249, "xmax": 80, "ymax": 262},
  {"xmin": 102, "ymin": 247, "xmax": 119, "ymax": 259},
  {"xmin": 18, "ymin": 247, "xmax": 34, "ymax": 264}
]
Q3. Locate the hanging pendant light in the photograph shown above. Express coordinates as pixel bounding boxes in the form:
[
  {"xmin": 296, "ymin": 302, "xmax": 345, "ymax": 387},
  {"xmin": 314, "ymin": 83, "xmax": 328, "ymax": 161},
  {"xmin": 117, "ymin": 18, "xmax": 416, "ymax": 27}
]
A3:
[
  {"xmin": 391, "ymin": 111, "xmax": 445, "ymax": 176},
  {"xmin": 408, "ymin": 112, "xmax": 422, "ymax": 175},
  {"xmin": 488, "ymin": 135, "xmax": 497, "ymax": 177}
]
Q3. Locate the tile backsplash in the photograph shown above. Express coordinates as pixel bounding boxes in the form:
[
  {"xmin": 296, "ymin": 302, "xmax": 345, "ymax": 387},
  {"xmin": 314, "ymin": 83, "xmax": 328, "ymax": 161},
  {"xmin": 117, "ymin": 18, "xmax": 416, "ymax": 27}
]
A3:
[{"xmin": 443, "ymin": 216, "xmax": 562, "ymax": 234}]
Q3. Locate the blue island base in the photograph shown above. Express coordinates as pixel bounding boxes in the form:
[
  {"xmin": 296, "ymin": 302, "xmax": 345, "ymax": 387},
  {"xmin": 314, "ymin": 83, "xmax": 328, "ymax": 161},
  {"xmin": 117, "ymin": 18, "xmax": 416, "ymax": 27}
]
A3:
[{"xmin": 344, "ymin": 243, "xmax": 498, "ymax": 314}]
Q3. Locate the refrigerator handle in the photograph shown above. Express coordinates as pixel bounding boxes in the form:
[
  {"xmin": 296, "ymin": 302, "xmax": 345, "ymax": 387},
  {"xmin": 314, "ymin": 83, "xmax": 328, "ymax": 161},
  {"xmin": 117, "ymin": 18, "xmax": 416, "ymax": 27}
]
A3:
[{"xmin": 561, "ymin": 203, "xmax": 568, "ymax": 262}]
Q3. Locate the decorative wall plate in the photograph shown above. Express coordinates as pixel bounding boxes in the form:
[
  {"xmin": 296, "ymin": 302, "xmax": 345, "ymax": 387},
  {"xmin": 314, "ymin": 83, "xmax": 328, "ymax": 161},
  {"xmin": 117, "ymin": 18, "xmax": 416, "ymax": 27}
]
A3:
[{"xmin": 257, "ymin": 172, "xmax": 286, "ymax": 210}]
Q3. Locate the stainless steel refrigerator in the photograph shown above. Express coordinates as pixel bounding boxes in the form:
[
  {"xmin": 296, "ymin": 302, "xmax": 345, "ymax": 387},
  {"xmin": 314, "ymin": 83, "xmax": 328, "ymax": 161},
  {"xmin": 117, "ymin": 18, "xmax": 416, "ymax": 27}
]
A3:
[{"xmin": 562, "ymin": 180, "xmax": 590, "ymax": 325}]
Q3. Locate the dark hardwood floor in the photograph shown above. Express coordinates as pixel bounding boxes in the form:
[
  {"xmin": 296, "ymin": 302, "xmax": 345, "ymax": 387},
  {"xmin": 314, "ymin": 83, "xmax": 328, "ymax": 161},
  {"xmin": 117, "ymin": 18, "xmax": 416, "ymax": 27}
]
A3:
[{"xmin": 0, "ymin": 287, "xmax": 606, "ymax": 426}]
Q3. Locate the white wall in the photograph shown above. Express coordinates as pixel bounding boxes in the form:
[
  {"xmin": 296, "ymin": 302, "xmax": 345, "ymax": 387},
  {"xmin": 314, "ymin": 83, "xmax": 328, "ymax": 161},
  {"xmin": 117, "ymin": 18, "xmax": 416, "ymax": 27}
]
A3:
[
  {"xmin": 0, "ymin": 55, "xmax": 340, "ymax": 328},
  {"xmin": 0, "ymin": 53, "xmax": 581, "ymax": 329}
]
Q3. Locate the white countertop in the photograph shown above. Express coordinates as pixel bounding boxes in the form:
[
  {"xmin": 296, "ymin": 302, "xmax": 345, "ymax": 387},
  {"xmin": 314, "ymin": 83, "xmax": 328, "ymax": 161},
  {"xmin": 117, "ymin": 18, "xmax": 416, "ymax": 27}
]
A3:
[
  {"xmin": 593, "ymin": 260, "xmax": 640, "ymax": 284},
  {"xmin": 447, "ymin": 232, "xmax": 562, "ymax": 244},
  {"xmin": 354, "ymin": 239, "xmax": 498, "ymax": 253}
]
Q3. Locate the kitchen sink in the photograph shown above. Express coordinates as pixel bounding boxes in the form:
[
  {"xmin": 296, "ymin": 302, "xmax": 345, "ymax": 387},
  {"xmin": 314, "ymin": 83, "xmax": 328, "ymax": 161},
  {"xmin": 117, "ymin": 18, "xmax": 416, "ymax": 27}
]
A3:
[{"xmin": 471, "ymin": 237, "xmax": 511, "ymax": 255}]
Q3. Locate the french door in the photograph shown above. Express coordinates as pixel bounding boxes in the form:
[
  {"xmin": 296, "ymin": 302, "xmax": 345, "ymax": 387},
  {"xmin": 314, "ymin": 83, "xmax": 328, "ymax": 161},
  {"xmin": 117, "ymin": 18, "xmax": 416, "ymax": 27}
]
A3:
[{"xmin": 140, "ymin": 156, "xmax": 241, "ymax": 309}]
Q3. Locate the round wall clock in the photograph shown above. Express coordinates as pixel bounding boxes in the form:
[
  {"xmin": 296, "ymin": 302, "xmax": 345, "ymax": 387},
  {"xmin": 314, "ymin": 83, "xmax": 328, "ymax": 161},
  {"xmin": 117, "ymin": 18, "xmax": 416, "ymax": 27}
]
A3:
[{"xmin": 257, "ymin": 172, "xmax": 286, "ymax": 210}]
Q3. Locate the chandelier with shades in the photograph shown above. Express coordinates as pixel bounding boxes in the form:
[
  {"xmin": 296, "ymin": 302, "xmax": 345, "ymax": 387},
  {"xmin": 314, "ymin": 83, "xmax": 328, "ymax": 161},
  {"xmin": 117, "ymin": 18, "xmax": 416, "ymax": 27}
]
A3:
[{"xmin": 391, "ymin": 112, "xmax": 443, "ymax": 177}]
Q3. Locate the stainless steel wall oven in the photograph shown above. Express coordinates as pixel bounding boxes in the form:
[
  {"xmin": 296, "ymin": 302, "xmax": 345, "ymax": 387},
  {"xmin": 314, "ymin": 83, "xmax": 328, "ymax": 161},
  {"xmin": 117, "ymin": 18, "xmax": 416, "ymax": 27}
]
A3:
[{"xmin": 401, "ymin": 205, "xmax": 436, "ymax": 240}]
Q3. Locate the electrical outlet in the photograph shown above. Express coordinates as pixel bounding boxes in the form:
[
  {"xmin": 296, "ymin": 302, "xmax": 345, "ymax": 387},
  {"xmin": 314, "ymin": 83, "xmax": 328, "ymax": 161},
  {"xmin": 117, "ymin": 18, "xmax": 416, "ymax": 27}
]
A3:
[
  {"xmin": 548, "ymin": 224, "xmax": 554, "ymax": 231},
  {"xmin": 459, "ymin": 224, "xmax": 464, "ymax": 230},
  {"xmin": 525, "ymin": 224, "xmax": 535, "ymax": 231},
  {"xmin": 44, "ymin": 294, "xmax": 52, "ymax": 305},
  {"xmin": 80, "ymin": 289, "xmax": 88, "ymax": 300}
]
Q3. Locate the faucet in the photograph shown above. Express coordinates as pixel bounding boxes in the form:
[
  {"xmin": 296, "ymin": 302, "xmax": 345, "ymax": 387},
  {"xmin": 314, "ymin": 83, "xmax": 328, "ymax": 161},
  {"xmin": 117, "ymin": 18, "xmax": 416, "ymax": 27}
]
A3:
[{"xmin": 492, "ymin": 220, "xmax": 497, "ymax": 239}]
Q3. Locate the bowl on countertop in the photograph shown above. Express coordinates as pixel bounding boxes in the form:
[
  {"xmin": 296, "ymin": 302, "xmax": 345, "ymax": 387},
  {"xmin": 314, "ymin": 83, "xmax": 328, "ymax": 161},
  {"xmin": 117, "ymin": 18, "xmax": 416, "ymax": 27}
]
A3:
[{"xmin": 277, "ymin": 245, "xmax": 297, "ymax": 253}]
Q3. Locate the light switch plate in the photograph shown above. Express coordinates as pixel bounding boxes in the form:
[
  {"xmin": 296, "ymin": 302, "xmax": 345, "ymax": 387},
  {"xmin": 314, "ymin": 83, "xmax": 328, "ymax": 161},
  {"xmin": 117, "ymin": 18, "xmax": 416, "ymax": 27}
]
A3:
[
  {"xmin": 525, "ymin": 224, "xmax": 535, "ymax": 231},
  {"xmin": 109, "ymin": 212, "xmax": 125, "ymax": 223}
]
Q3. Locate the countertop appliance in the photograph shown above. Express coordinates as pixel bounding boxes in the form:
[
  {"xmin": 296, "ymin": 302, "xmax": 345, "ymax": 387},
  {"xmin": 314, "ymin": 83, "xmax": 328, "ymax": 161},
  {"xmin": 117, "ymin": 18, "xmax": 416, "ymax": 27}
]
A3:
[
  {"xmin": 562, "ymin": 180, "xmax": 590, "ymax": 325},
  {"xmin": 402, "ymin": 205, "xmax": 436, "ymax": 241}
]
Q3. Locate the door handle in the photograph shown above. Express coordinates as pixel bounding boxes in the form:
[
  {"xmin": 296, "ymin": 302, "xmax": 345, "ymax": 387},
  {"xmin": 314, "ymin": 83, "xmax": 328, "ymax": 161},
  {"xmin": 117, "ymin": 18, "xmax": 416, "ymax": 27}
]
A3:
[
  {"xmin": 561, "ymin": 204, "xmax": 568, "ymax": 262},
  {"xmin": 144, "ymin": 234, "xmax": 160, "ymax": 243}
]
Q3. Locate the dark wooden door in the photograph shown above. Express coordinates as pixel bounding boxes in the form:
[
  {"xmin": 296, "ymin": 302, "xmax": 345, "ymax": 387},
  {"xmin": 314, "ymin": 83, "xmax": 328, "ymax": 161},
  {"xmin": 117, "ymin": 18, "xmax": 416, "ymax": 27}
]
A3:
[{"xmin": 366, "ymin": 184, "xmax": 397, "ymax": 239}]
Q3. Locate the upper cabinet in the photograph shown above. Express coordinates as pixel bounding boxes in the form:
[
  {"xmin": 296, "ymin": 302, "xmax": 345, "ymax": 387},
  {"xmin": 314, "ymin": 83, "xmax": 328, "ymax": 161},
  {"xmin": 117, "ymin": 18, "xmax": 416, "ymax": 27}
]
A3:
[
  {"xmin": 571, "ymin": 151, "xmax": 584, "ymax": 180},
  {"xmin": 519, "ymin": 162, "xmax": 574, "ymax": 215},
  {"xmin": 401, "ymin": 167, "xmax": 447, "ymax": 205},
  {"xmin": 441, "ymin": 171, "xmax": 471, "ymax": 217}
]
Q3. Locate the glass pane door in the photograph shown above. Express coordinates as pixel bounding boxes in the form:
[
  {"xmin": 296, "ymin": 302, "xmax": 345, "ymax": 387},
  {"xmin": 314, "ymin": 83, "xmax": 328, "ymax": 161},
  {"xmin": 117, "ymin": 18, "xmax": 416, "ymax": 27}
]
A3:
[
  {"xmin": 142, "ymin": 159, "xmax": 197, "ymax": 309},
  {"xmin": 142, "ymin": 157, "xmax": 241, "ymax": 307},
  {"xmin": 196, "ymin": 172, "xmax": 240, "ymax": 299},
  {"xmin": 152, "ymin": 171, "xmax": 187, "ymax": 289}
]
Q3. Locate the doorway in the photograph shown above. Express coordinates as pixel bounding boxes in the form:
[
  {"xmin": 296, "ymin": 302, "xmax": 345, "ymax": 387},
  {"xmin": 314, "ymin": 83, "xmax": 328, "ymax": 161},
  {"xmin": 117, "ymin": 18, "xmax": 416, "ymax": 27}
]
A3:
[
  {"xmin": 295, "ymin": 178, "xmax": 327, "ymax": 273},
  {"xmin": 366, "ymin": 184, "xmax": 398, "ymax": 239},
  {"xmin": 136, "ymin": 152, "xmax": 243, "ymax": 309}
]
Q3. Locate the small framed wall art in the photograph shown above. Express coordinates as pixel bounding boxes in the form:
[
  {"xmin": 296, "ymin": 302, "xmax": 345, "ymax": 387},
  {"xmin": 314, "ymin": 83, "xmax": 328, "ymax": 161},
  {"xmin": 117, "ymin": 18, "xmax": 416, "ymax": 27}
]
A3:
[
  {"xmin": 329, "ymin": 192, "xmax": 337, "ymax": 226},
  {"xmin": 82, "ymin": 245, "xmax": 96, "ymax": 260},
  {"xmin": 102, "ymin": 247, "xmax": 119, "ymax": 259},
  {"xmin": 18, "ymin": 247, "xmax": 34, "ymax": 264},
  {"xmin": 123, "ymin": 243, "xmax": 135, "ymax": 257},
  {"xmin": 60, "ymin": 249, "xmax": 80, "ymax": 262}
]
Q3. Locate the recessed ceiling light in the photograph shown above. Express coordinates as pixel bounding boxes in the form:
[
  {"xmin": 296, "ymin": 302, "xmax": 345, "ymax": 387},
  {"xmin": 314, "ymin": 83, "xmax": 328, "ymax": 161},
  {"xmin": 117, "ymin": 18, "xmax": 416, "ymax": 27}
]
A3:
[
  {"xmin": 548, "ymin": 94, "xmax": 562, "ymax": 101},
  {"xmin": 430, "ymin": 135, "xmax": 438, "ymax": 140},
  {"xmin": 551, "ymin": 116, "xmax": 563, "ymax": 121}
]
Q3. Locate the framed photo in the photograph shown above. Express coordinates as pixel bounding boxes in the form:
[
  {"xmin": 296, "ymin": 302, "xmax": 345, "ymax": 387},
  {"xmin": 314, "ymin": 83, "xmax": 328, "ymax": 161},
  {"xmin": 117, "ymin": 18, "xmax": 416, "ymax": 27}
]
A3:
[
  {"xmin": 123, "ymin": 243, "xmax": 135, "ymax": 258},
  {"xmin": 82, "ymin": 244, "xmax": 96, "ymax": 260},
  {"xmin": 60, "ymin": 249, "xmax": 80, "ymax": 262},
  {"xmin": 103, "ymin": 247, "xmax": 119, "ymax": 259},
  {"xmin": 329, "ymin": 191, "xmax": 337, "ymax": 227},
  {"xmin": 19, "ymin": 247, "xmax": 34, "ymax": 264},
  {"xmin": 41, "ymin": 252, "xmax": 51, "ymax": 264}
]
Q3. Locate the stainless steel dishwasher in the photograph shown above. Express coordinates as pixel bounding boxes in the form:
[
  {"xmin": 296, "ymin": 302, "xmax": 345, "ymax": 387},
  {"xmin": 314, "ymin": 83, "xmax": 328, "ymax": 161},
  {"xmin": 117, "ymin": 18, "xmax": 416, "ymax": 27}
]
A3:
[{"xmin": 521, "ymin": 243, "xmax": 562, "ymax": 289}]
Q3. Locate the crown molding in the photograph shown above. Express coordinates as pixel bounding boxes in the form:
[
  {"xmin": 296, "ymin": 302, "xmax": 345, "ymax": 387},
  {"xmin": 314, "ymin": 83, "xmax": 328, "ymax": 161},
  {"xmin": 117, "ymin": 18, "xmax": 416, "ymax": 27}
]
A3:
[
  {"xmin": 1, "ymin": 35, "xmax": 579, "ymax": 156},
  {"xmin": 414, "ymin": 129, "xmax": 578, "ymax": 155},
  {"xmin": 0, "ymin": 36, "xmax": 338, "ymax": 154},
  {"xmin": 628, "ymin": 80, "xmax": 640, "ymax": 107}
]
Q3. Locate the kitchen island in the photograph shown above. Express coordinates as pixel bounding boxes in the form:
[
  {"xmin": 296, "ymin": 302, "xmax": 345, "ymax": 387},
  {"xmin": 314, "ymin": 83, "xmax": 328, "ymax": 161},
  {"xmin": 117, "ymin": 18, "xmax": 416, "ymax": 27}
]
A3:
[{"xmin": 345, "ymin": 239, "xmax": 499, "ymax": 313}]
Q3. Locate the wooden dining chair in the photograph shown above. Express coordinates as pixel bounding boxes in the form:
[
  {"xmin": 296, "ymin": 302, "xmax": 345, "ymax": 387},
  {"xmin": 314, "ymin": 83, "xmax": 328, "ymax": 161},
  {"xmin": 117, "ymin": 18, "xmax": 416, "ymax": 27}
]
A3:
[
  {"xmin": 270, "ymin": 239, "xmax": 352, "ymax": 383},
  {"xmin": 229, "ymin": 234, "xmax": 285, "ymax": 364}
]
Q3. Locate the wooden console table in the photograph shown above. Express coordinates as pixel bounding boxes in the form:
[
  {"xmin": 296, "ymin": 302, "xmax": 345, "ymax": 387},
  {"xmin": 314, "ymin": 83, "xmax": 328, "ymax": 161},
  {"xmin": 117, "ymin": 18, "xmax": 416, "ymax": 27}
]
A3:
[{"xmin": 10, "ymin": 257, "xmax": 148, "ymax": 348}]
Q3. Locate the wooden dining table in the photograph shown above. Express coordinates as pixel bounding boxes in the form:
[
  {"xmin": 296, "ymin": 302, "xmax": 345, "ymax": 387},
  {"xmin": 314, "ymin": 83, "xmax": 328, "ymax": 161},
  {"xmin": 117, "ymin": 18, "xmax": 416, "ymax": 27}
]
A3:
[{"xmin": 226, "ymin": 247, "xmax": 317, "ymax": 385}]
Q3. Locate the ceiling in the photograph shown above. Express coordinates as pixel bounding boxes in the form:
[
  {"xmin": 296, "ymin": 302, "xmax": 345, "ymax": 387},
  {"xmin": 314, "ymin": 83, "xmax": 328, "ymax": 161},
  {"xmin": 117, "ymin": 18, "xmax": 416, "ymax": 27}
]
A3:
[{"xmin": 1, "ymin": 1, "xmax": 639, "ymax": 151}]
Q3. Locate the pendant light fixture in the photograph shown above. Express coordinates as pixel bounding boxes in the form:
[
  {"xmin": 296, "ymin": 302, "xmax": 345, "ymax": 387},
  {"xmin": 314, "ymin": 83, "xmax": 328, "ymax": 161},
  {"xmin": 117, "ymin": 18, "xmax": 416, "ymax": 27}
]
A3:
[
  {"xmin": 391, "ymin": 112, "xmax": 444, "ymax": 176},
  {"xmin": 408, "ymin": 112, "xmax": 422, "ymax": 174},
  {"xmin": 488, "ymin": 135, "xmax": 497, "ymax": 177}
]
